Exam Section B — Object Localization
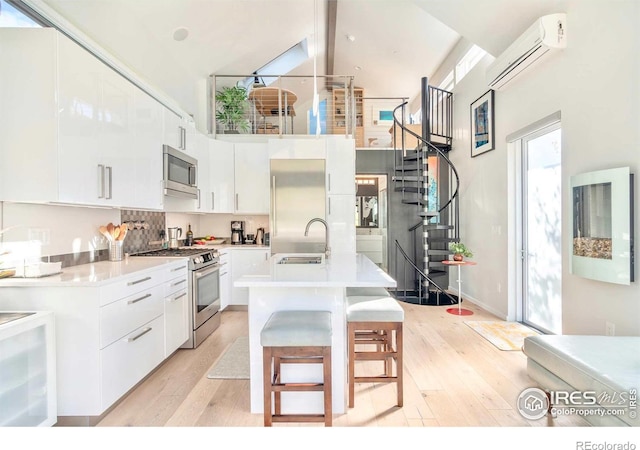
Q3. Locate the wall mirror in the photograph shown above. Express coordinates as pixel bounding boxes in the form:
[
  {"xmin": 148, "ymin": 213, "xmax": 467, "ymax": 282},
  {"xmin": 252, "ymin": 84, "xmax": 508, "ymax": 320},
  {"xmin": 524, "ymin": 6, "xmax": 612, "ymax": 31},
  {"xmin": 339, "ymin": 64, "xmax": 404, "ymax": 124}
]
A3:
[{"xmin": 570, "ymin": 167, "xmax": 634, "ymax": 285}]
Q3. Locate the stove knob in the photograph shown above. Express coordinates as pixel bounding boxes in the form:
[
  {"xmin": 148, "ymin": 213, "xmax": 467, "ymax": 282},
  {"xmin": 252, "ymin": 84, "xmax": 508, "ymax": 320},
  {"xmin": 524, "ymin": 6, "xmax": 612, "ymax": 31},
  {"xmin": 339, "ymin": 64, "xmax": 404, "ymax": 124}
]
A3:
[{"xmin": 196, "ymin": 256, "xmax": 203, "ymax": 264}]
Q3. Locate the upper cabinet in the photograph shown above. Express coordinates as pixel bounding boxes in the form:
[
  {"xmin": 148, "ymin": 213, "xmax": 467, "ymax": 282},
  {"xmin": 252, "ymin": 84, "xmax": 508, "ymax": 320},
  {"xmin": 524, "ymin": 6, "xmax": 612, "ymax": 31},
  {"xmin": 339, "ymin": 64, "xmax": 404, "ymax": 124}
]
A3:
[
  {"xmin": 234, "ymin": 143, "xmax": 270, "ymax": 214},
  {"xmin": 163, "ymin": 109, "xmax": 195, "ymax": 154},
  {"xmin": 0, "ymin": 28, "xmax": 164, "ymax": 210},
  {"xmin": 325, "ymin": 137, "xmax": 355, "ymax": 195},
  {"xmin": 209, "ymin": 140, "xmax": 235, "ymax": 213}
]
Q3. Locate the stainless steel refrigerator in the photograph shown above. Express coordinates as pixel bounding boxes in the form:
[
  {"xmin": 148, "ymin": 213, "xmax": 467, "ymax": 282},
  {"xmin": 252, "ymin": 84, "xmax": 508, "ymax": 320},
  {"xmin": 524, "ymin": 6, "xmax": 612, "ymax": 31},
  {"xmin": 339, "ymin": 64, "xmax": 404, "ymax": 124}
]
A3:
[{"xmin": 270, "ymin": 159, "xmax": 326, "ymax": 255}]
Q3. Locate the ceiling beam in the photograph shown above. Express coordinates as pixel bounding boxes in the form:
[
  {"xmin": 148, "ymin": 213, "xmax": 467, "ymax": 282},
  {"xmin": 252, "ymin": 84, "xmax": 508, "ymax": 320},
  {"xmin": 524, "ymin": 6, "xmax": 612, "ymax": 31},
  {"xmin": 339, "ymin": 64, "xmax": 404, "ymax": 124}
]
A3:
[{"xmin": 325, "ymin": 0, "xmax": 337, "ymax": 88}]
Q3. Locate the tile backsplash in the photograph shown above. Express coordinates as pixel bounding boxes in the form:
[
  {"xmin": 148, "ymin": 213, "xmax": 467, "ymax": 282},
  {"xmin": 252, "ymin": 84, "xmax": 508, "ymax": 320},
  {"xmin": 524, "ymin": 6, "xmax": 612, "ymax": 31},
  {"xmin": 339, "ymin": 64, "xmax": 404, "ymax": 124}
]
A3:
[{"xmin": 120, "ymin": 209, "xmax": 166, "ymax": 254}]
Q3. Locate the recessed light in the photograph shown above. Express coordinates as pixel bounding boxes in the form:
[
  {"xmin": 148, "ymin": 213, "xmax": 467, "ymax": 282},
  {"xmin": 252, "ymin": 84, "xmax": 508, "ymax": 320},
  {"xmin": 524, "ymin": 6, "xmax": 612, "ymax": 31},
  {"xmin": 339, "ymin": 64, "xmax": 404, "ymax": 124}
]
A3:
[
  {"xmin": 346, "ymin": 34, "xmax": 355, "ymax": 42},
  {"xmin": 354, "ymin": 65, "xmax": 362, "ymax": 71},
  {"xmin": 173, "ymin": 27, "xmax": 189, "ymax": 41}
]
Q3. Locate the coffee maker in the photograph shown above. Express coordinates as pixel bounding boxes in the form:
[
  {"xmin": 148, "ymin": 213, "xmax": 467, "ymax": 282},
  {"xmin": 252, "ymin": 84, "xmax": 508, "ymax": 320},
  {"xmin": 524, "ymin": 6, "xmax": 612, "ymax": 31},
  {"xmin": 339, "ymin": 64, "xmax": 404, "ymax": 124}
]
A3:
[{"xmin": 231, "ymin": 221, "xmax": 245, "ymax": 245}]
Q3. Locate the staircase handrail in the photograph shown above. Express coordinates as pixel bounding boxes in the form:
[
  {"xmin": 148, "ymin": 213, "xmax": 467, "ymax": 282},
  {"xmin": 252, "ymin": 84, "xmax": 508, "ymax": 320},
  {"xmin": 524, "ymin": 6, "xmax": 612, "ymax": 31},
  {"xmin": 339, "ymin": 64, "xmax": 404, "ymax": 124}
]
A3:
[
  {"xmin": 394, "ymin": 240, "xmax": 458, "ymax": 305},
  {"xmin": 392, "ymin": 101, "xmax": 460, "ymax": 215}
]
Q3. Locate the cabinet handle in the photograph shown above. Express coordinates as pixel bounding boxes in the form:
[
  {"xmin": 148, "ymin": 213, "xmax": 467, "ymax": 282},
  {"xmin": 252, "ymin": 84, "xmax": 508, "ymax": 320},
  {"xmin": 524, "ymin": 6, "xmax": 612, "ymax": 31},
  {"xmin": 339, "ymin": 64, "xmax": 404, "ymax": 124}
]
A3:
[
  {"xmin": 170, "ymin": 292, "xmax": 187, "ymax": 302},
  {"xmin": 126, "ymin": 327, "xmax": 152, "ymax": 342},
  {"xmin": 171, "ymin": 265, "xmax": 187, "ymax": 272},
  {"xmin": 211, "ymin": 192, "xmax": 215, "ymax": 210},
  {"xmin": 128, "ymin": 293, "xmax": 152, "ymax": 305},
  {"xmin": 197, "ymin": 188, "xmax": 201, "ymax": 209},
  {"xmin": 235, "ymin": 193, "xmax": 239, "ymax": 211},
  {"xmin": 182, "ymin": 127, "xmax": 187, "ymax": 149},
  {"xmin": 128, "ymin": 276, "xmax": 151, "ymax": 286},
  {"xmin": 219, "ymin": 262, "xmax": 228, "ymax": 267},
  {"xmin": 105, "ymin": 166, "xmax": 113, "ymax": 200},
  {"xmin": 171, "ymin": 279, "xmax": 187, "ymax": 287},
  {"xmin": 272, "ymin": 176, "xmax": 277, "ymax": 236},
  {"xmin": 328, "ymin": 173, "xmax": 331, "ymax": 192},
  {"xmin": 98, "ymin": 164, "xmax": 105, "ymax": 198},
  {"xmin": 328, "ymin": 197, "xmax": 331, "ymax": 215}
]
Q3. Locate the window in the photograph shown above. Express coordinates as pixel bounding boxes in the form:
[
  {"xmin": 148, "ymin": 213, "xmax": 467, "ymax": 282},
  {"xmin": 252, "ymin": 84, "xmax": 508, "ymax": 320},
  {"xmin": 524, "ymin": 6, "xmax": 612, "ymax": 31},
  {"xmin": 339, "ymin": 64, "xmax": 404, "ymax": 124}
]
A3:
[
  {"xmin": 0, "ymin": 0, "xmax": 42, "ymax": 27},
  {"xmin": 455, "ymin": 45, "xmax": 486, "ymax": 84},
  {"xmin": 438, "ymin": 70, "xmax": 455, "ymax": 92}
]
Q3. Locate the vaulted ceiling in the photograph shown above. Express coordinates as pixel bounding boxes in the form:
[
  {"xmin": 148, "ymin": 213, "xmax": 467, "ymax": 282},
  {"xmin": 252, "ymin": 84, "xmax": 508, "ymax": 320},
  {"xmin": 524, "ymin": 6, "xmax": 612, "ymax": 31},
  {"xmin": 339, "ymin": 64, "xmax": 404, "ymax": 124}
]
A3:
[{"xmin": 39, "ymin": 0, "xmax": 570, "ymax": 119}]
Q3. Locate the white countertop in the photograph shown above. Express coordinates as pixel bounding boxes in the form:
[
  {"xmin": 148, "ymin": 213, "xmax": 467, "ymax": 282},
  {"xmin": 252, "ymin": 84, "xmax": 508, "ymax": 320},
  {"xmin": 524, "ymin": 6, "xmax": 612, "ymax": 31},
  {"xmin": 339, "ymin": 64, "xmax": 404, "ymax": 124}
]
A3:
[
  {"xmin": 235, "ymin": 253, "xmax": 396, "ymax": 288},
  {"xmin": 0, "ymin": 257, "xmax": 186, "ymax": 287}
]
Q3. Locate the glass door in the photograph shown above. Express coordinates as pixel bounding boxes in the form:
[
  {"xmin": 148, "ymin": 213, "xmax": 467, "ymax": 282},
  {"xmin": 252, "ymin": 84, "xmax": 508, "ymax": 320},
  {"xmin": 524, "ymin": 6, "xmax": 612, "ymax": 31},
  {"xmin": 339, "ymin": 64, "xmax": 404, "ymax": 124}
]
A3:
[{"xmin": 521, "ymin": 123, "xmax": 562, "ymax": 334}]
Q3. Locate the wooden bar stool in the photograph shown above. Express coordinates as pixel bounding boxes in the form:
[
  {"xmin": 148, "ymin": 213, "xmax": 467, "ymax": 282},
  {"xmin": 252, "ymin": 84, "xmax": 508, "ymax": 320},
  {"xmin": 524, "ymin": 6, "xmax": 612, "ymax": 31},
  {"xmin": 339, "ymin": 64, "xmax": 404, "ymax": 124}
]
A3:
[
  {"xmin": 346, "ymin": 295, "xmax": 404, "ymax": 408},
  {"xmin": 260, "ymin": 310, "xmax": 333, "ymax": 426}
]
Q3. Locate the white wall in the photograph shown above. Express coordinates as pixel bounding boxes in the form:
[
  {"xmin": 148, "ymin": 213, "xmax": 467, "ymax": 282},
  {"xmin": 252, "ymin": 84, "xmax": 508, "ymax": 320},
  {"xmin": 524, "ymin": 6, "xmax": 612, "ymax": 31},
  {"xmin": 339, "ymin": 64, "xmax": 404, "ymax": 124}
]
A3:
[
  {"xmin": 0, "ymin": 202, "xmax": 120, "ymax": 259},
  {"xmin": 448, "ymin": 0, "xmax": 640, "ymax": 335}
]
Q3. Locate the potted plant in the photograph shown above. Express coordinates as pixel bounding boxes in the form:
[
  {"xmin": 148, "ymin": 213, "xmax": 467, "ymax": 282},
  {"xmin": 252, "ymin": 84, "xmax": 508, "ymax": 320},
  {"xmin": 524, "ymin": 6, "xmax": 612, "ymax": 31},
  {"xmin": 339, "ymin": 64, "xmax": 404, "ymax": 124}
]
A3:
[
  {"xmin": 215, "ymin": 85, "xmax": 250, "ymax": 133},
  {"xmin": 449, "ymin": 242, "xmax": 473, "ymax": 261}
]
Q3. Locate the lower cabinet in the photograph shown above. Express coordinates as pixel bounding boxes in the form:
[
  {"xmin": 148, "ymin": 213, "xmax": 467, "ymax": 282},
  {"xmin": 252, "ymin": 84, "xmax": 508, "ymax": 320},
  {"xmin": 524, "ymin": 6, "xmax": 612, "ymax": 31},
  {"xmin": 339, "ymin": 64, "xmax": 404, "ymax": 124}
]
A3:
[
  {"xmin": 164, "ymin": 288, "xmax": 188, "ymax": 357},
  {"xmin": 230, "ymin": 248, "xmax": 270, "ymax": 306},
  {"xmin": 0, "ymin": 311, "xmax": 57, "ymax": 427},
  {"xmin": 219, "ymin": 249, "xmax": 231, "ymax": 310},
  {"xmin": 0, "ymin": 260, "xmax": 189, "ymax": 418},
  {"xmin": 101, "ymin": 315, "xmax": 165, "ymax": 409}
]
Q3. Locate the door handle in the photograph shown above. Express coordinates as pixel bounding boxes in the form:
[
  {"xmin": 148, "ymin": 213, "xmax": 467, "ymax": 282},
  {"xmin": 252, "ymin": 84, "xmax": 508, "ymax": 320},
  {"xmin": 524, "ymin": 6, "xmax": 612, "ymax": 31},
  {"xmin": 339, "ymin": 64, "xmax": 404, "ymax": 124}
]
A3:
[
  {"xmin": 98, "ymin": 164, "xmax": 105, "ymax": 198},
  {"xmin": 105, "ymin": 166, "xmax": 113, "ymax": 200},
  {"xmin": 126, "ymin": 327, "xmax": 152, "ymax": 342}
]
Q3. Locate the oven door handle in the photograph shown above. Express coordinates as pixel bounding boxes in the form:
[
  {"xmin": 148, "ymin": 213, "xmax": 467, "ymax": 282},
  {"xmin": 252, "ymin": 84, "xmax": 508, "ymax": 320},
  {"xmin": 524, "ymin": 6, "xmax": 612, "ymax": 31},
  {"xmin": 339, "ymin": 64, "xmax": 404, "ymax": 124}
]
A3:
[{"xmin": 194, "ymin": 265, "xmax": 219, "ymax": 279}]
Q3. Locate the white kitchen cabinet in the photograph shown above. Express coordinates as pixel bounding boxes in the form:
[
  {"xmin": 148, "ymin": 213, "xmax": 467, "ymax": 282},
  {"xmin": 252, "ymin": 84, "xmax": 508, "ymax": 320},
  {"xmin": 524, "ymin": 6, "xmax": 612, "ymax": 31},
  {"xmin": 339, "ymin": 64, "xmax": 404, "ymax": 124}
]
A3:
[
  {"xmin": 0, "ymin": 260, "xmax": 188, "ymax": 418},
  {"xmin": 234, "ymin": 143, "xmax": 270, "ymax": 214},
  {"xmin": 194, "ymin": 132, "xmax": 211, "ymax": 212},
  {"xmin": 325, "ymin": 136, "xmax": 356, "ymax": 195},
  {"xmin": 0, "ymin": 311, "xmax": 57, "ymax": 427},
  {"xmin": 230, "ymin": 248, "xmax": 270, "ymax": 305},
  {"xmin": 327, "ymin": 195, "xmax": 356, "ymax": 255},
  {"xmin": 163, "ymin": 108, "xmax": 183, "ymax": 150},
  {"xmin": 132, "ymin": 88, "xmax": 165, "ymax": 210},
  {"xmin": 163, "ymin": 108, "xmax": 194, "ymax": 154},
  {"xmin": 0, "ymin": 28, "xmax": 164, "ymax": 210},
  {"xmin": 218, "ymin": 249, "xmax": 231, "ymax": 309},
  {"xmin": 209, "ymin": 140, "xmax": 236, "ymax": 213},
  {"xmin": 163, "ymin": 263, "xmax": 189, "ymax": 356}
]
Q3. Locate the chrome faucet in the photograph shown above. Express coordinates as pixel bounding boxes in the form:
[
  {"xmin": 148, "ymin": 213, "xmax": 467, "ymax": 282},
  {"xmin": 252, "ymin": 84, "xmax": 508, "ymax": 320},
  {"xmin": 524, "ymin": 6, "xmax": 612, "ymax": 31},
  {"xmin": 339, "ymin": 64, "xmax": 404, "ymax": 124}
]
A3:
[{"xmin": 304, "ymin": 218, "xmax": 330, "ymax": 258}]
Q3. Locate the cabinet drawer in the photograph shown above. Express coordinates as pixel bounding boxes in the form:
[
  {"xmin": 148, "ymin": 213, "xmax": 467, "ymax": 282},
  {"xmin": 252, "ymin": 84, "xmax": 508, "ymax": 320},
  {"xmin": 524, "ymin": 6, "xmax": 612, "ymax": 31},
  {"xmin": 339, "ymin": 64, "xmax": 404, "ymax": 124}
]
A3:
[
  {"xmin": 165, "ymin": 274, "xmax": 188, "ymax": 296},
  {"xmin": 99, "ymin": 268, "xmax": 163, "ymax": 307},
  {"xmin": 100, "ymin": 284, "xmax": 164, "ymax": 348},
  {"xmin": 100, "ymin": 315, "xmax": 164, "ymax": 410}
]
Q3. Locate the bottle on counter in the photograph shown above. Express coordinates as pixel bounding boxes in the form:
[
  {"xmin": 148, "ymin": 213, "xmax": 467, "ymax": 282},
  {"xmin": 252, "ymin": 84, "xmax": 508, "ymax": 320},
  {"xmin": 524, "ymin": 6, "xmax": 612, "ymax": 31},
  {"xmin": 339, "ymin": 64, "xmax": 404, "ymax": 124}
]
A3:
[{"xmin": 186, "ymin": 224, "xmax": 194, "ymax": 246}]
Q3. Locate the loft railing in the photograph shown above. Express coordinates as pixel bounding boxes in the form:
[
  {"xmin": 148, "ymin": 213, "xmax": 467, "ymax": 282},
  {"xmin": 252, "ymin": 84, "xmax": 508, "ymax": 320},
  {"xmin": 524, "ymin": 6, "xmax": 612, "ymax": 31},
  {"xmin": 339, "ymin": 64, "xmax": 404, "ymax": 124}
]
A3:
[{"xmin": 209, "ymin": 75, "xmax": 412, "ymax": 147}]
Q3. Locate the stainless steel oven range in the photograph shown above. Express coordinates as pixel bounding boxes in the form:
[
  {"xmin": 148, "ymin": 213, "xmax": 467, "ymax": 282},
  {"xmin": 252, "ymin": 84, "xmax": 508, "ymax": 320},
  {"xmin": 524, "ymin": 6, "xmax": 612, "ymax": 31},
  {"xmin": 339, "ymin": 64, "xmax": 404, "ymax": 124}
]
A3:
[{"xmin": 135, "ymin": 247, "xmax": 220, "ymax": 348}]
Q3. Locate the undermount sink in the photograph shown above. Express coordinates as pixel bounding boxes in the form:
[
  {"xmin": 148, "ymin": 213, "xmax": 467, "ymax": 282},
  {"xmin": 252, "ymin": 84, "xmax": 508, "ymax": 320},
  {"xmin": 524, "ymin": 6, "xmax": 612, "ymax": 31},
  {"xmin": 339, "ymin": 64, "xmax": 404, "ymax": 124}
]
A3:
[{"xmin": 277, "ymin": 255, "xmax": 323, "ymax": 265}]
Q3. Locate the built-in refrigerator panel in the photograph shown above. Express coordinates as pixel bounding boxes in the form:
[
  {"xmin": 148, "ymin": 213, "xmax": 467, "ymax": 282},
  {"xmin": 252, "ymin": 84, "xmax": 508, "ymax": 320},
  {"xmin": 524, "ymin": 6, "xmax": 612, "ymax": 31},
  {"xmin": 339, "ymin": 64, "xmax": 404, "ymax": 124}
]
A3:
[{"xmin": 270, "ymin": 159, "xmax": 326, "ymax": 255}]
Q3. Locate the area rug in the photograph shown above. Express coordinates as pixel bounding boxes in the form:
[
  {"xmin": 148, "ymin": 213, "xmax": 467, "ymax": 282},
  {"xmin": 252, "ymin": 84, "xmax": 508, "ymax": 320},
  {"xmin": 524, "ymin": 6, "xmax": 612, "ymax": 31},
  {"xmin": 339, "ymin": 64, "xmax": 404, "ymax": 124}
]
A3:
[
  {"xmin": 464, "ymin": 321, "xmax": 540, "ymax": 351},
  {"xmin": 207, "ymin": 336, "xmax": 250, "ymax": 379}
]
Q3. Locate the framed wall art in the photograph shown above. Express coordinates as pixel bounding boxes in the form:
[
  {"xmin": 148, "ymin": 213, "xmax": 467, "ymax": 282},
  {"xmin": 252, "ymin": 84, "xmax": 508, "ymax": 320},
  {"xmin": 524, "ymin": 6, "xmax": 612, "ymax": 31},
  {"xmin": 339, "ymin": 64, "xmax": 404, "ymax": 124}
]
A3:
[{"xmin": 470, "ymin": 90, "xmax": 495, "ymax": 157}]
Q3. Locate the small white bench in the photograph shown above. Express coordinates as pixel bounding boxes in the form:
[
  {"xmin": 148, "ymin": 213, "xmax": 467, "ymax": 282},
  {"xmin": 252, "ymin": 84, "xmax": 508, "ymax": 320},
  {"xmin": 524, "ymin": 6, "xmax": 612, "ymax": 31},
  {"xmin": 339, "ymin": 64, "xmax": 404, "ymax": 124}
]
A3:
[{"xmin": 523, "ymin": 335, "xmax": 640, "ymax": 427}]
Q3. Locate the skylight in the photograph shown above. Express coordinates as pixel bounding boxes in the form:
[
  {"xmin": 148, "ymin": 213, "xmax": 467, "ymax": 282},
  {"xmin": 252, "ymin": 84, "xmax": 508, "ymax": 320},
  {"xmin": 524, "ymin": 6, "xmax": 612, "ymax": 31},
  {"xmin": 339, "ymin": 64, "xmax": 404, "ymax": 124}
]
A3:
[
  {"xmin": 242, "ymin": 39, "xmax": 309, "ymax": 89},
  {"xmin": 0, "ymin": 0, "xmax": 42, "ymax": 27}
]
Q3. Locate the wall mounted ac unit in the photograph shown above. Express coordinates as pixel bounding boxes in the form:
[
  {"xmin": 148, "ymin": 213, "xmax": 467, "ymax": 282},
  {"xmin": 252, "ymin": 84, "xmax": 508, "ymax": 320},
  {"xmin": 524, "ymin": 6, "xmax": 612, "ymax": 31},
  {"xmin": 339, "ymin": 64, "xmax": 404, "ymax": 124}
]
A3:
[{"xmin": 486, "ymin": 13, "xmax": 566, "ymax": 91}]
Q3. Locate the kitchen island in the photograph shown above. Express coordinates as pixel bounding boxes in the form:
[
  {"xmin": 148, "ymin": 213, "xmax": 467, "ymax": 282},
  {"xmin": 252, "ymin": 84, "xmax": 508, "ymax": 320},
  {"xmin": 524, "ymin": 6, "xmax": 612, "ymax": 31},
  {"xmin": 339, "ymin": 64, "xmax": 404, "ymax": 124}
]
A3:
[{"xmin": 234, "ymin": 252, "xmax": 396, "ymax": 415}]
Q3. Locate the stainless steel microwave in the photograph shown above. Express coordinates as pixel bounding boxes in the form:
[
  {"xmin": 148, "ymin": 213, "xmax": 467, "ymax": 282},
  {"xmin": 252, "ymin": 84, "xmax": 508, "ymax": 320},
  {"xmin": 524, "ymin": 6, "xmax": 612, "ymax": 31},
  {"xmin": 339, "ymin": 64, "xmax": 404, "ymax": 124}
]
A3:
[{"xmin": 163, "ymin": 145, "xmax": 198, "ymax": 199}]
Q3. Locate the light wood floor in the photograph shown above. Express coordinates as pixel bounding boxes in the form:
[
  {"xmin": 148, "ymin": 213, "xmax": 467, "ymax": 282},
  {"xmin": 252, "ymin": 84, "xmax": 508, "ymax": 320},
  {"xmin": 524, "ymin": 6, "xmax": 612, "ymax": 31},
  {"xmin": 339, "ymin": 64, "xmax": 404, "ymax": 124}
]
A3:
[{"xmin": 96, "ymin": 300, "xmax": 589, "ymax": 428}]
